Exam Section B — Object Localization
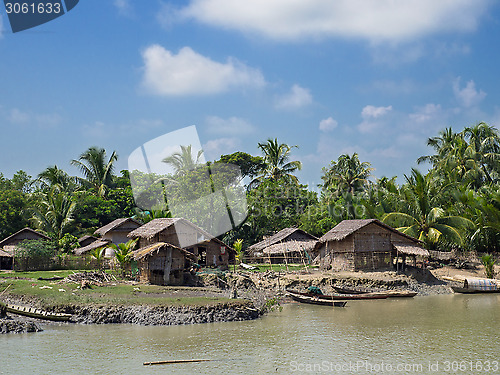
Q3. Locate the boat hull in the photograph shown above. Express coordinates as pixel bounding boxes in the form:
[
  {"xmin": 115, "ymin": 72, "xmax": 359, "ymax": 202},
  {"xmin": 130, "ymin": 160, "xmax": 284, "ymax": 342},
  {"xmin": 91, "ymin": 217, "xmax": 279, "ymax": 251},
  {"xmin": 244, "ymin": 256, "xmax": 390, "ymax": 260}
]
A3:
[
  {"xmin": 333, "ymin": 287, "xmax": 417, "ymax": 298},
  {"xmin": 5, "ymin": 304, "xmax": 72, "ymax": 322},
  {"xmin": 287, "ymin": 291, "xmax": 347, "ymax": 307},
  {"xmin": 451, "ymin": 286, "xmax": 500, "ymax": 294},
  {"xmin": 286, "ymin": 289, "xmax": 388, "ymax": 301}
]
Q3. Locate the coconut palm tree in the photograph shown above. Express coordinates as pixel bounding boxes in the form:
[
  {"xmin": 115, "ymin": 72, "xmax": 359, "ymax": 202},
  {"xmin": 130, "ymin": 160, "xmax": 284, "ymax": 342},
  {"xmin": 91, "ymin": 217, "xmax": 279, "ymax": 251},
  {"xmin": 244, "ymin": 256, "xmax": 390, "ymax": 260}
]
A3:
[
  {"xmin": 321, "ymin": 153, "xmax": 373, "ymax": 197},
  {"xmin": 162, "ymin": 145, "xmax": 204, "ymax": 176},
  {"xmin": 250, "ymin": 138, "xmax": 302, "ymax": 188},
  {"xmin": 31, "ymin": 187, "xmax": 76, "ymax": 242},
  {"xmin": 71, "ymin": 147, "xmax": 118, "ymax": 197},
  {"xmin": 37, "ymin": 165, "xmax": 77, "ymax": 192},
  {"xmin": 382, "ymin": 169, "xmax": 473, "ymax": 249}
]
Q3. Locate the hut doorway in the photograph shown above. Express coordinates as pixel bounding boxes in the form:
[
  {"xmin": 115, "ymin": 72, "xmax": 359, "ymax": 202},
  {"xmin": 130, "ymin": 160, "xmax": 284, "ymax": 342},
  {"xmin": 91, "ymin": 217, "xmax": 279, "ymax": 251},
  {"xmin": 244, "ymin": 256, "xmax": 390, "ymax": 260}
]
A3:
[{"xmin": 198, "ymin": 246, "xmax": 207, "ymax": 266}]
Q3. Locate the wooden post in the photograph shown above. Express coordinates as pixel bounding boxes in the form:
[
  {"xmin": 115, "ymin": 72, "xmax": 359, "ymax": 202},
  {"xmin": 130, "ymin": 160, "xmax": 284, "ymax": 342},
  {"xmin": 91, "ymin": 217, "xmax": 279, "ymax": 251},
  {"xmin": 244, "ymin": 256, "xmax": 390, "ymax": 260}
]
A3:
[{"xmin": 164, "ymin": 247, "xmax": 172, "ymax": 285}]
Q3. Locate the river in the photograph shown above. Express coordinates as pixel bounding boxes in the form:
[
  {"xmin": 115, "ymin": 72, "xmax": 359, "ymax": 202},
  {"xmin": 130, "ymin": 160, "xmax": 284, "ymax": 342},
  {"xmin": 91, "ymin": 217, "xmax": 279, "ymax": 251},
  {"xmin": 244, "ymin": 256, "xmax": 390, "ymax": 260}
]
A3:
[{"xmin": 1, "ymin": 294, "xmax": 499, "ymax": 374}]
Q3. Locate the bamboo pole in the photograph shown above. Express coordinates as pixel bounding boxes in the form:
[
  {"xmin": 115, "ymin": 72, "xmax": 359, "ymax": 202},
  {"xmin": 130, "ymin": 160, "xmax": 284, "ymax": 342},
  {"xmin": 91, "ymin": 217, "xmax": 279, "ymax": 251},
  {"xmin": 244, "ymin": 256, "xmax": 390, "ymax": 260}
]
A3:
[{"xmin": 144, "ymin": 359, "xmax": 212, "ymax": 366}]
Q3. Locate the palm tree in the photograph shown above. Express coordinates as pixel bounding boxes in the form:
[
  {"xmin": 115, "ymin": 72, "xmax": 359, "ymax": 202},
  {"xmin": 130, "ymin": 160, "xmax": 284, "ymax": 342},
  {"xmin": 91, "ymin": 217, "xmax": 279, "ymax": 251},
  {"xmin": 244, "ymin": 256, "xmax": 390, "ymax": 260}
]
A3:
[
  {"xmin": 321, "ymin": 153, "xmax": 373, "ymax": 197},
  {"xmin": 382, "ymin": 169, "xmax": 473, "ymax": 248},
  {"xmin": 462, "ymin": 122, "xmax": 500, "ymax": 184},
  {"xmin": 250, "ymin": 138, "xmax": 302, "ymax": 188},
  {"xmin": 37, "ymin": 165, "xmax": 77, "ymax": 192},
  {"xmin": 162, "ymin": 145, "xmax": 204, "ymax": 176},
  {"xmin": 110, "ymin": 239, "xmax": 138, "ymax": 274},
  {"xmin": 31, "ymin": 187, "xmax": 76, "ymax": 242},
  {"xmin": 71, "ymin": 147, "xmax": 118, "ymax": 197}
]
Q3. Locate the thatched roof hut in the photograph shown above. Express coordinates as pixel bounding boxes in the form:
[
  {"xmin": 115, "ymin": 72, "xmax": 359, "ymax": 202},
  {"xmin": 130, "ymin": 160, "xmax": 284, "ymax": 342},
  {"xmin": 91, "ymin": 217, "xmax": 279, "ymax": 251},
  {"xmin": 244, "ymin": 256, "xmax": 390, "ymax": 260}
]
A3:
[
  {"xmin": 317, "ymin": 219, "xmax": 428, "ymax": 272},
  {"xmin": 248, "ymin": 228, "xmax": 318, "ymax": 264},
  {"xmin": 74, "ymin": 239, "xmax": 111, "ymax": 256},
  {"xmin": 128, "ymin": 218, "xmax": 234, "ymax": 268},
  {"xmin": 0, "ymin": 228, "xmax": 51, "ymax": 255},
  {"xmin": 132, "ymin": 242, "xmax": 196, "ymax": 285},
  {"xmin": 78, "ymin": 235, "xmax": 98, "ymax": 248},
  {"xmin": 94, "ymin": 217, "xmax": 142, "ymax": 237}
]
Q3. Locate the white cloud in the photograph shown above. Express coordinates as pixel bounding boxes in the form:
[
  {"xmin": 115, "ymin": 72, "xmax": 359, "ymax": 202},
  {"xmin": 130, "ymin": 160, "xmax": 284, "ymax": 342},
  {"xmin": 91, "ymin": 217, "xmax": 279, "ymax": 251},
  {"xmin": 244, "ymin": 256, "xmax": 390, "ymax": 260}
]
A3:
[
  {"xmin": 8, "ymin": 108, "xmax": 62, "ymax": 128},
  {"xmin": 141, "ymin": 45, "xmax": 265, "ymax": 96},
  {"xmin": 203, "ymin": 137, "xmax": 239, "ymax": 159},
  {"xmin": 176, "ymin": 0, "xmax": 491, "ymax": 42},
  {"xmin": 206, "ymin": 116, "xmax": 255, "ymax": 135},
  {"xmin": 361, "ymin": 105, "xmax": 392, "ymax": 119},
  {"xmin": 114, "ymin": 0, "xmax": 132, "ymax": 16},
  {"xmin": 453, "ymin": 77, "xmax": 486, "ymax": 108},
  {"xmin": 319, "ymin": 117, "xmax": 338, "ymax": 132},
  {"xmin": 275, "ymin": 84, "xmax": 313, "ymax": 110},
  {"xmin": 9, "ymin": 108, "xmax": 30, "ymax": 124},
  {"xmin": 409, "ymin": 103, "xmax": 443, "ymax": 123}
]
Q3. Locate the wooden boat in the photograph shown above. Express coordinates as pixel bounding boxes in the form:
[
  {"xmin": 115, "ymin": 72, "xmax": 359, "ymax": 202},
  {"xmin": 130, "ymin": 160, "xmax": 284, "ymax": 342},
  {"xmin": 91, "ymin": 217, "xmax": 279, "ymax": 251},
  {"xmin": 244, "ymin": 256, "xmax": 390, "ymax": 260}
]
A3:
[
  {"xmin": 451, "ymin": 278, "xmax": 499, "ymax": 294},
  {"xmin": 287, "ymin": 290, "xmax": 347, "ymax": 307},
  {"xmin": 5, "ymin": 303, "xmax": 72, "ymax": 322},
  {"xmin": 286, "ymin": 289, "xmax": 388, "ymax": 301},
  {"xmin": 451, "ymin": 286, "xmax": 500, "ymax": 294},
  {"xmin": 333, "ymin": 287, "xmax": 417, "ymax": 298}
]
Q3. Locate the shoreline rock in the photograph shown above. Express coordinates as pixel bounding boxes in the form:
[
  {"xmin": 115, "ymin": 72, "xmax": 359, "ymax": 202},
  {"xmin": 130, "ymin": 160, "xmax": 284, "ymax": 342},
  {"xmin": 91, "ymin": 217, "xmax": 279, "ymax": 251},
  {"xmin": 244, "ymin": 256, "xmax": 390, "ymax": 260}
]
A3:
[
  {"xmin": 0, "ymin": 317, "xmax": 43, "ymax": 334},
  {"xmin": 65, "ymin": 301, "xmax": 260, "ymax": 325}
]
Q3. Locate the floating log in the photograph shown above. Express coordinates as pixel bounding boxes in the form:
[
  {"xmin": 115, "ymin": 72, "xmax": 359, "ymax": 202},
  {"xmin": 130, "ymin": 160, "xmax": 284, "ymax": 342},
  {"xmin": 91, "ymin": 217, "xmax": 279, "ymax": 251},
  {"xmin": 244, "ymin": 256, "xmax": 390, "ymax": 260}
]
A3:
[{"xmin": 143, "ymin": 359, "xmax": 212, "ymax": 366}]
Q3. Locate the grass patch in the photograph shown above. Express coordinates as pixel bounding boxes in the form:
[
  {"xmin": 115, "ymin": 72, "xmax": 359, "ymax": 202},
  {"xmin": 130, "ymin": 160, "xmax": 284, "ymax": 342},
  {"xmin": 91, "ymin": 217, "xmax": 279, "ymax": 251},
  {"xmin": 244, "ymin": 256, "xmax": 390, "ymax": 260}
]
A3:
[{"xmin": 0, "ymin": 271, "xmax": 237, "ymax": 308}]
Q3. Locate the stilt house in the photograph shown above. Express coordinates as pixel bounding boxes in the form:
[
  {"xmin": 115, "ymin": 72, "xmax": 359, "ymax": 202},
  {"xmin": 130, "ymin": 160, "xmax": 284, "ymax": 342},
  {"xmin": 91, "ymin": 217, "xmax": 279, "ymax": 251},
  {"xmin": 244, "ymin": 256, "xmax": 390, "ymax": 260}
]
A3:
[{"xmin": 316, "ymin": 219, "xmax": 429, "ymax": 271}]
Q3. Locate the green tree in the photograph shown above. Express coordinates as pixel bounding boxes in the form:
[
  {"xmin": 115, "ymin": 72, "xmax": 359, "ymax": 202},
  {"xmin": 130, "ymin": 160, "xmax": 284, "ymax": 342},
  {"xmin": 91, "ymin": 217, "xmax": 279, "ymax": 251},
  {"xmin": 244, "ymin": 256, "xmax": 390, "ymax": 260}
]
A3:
[
  {"xmin": 383, "ymin": 169, "xmax": 473, "ymax": 249},
  {"xmin": 162, "ymin": 145, "xmax": 204, "ymax": 176},
  {"xmin": 250, "ymin": 138, "xmax": 302, "ymax": 188},
  {"xmin": 0, "ymin": 190, "xmax": 29, "ymax": 239},
  {"xmin": 37, "ymin": 165, "xmax": 77, "ymax": 192},
  {"xmin": 111, "ymin": 239, "xmax": 138, "ymax": 274},
  {"xmin": 481, "ymin": 254, "xmax": 496, "ymax": 279},
  {"xmin": 31, "ymin": 187, "xmax": 76, "ymax": 242},
  {"xmin": 71, "ymin": 146, "xmax": 118, "ymax": 197},
  {"xmin": 321, "ymin": 153, "xmax": 373, "ymax": 197},
  {"xmin": 218, "ymin": 152, "xmax": 266, "ymax": 180}
]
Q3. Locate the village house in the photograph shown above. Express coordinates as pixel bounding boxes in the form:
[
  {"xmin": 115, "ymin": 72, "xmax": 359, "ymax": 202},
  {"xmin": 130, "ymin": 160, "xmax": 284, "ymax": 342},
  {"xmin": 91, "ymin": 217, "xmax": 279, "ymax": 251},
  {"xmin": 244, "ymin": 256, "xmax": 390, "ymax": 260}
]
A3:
[
  {"xmin": 0, "ymin": 228, "xmax": 52, "ymax": 270},
  {"xmin": 132, "ymin": 242, "xmax": 197, "ymax": 285},
  {"xmin": 247, "ymin": 227, "xmax": 318, "ymax": 264},
  {"xmin": 127, "ymin": 218, "xmax": 235, "ymax": 268},
  {"xmin": 316, "ymin": 219, "xmax": 429, "ymax": 272},
  {"xmin": 74, "ymin": 217, "xmax": 142, "ymax": 256}
]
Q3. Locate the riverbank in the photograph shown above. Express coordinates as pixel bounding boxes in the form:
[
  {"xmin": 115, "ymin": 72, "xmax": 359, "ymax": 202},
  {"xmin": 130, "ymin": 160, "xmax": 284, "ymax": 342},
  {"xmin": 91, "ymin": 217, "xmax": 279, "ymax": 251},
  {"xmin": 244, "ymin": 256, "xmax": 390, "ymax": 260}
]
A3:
[{"xmin": 1, "ymin": 264, "xmax": 496, "ymax": 333}]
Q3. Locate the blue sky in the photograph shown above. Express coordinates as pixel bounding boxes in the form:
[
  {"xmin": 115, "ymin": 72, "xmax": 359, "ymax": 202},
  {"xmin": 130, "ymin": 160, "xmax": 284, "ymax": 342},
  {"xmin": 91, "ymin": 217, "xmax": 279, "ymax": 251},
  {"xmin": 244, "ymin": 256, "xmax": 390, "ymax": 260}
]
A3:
[{"xmin": 1, "ymin": 0, "xmax": 499, "ymax": 188}]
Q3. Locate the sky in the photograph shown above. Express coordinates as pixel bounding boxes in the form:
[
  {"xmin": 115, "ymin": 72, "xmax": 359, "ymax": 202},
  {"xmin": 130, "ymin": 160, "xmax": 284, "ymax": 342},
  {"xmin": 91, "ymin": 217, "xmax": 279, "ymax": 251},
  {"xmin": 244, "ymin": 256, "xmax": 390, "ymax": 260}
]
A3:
[{"xmin": 1, "ymin": 0, "xmax": 500, "ymax": 189}]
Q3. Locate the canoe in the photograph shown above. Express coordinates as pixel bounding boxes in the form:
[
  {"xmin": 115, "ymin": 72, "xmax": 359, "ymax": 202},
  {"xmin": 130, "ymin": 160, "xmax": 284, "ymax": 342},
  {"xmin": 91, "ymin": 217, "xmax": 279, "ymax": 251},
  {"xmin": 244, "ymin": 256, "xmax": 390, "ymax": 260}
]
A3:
[
  {"xmin": 5, "ymin": 303, "xmax": 72, "ymax": 322},
  {"xmin": 286, "ymin": 289, "xmax": 388, "ymax": 301},
  {"xmin": 333, "ymin": 287, "xmax": 417, "ymax": 298},
  {"xmin": 451, "ymin": 286, "xmax": 500, "ymax": 294},
  {"xmin": 287, "ymin": 290, "xmax": 347, "ymax": 307}
]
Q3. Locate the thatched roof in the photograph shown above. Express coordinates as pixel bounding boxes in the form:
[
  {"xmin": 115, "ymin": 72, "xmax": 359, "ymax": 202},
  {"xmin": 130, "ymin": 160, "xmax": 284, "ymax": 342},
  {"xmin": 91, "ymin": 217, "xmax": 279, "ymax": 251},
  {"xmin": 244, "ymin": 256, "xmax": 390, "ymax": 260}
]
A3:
[
  {"xmin": 248, "ymin": 228, "xmax": 318, "ymax": 253},
  {"xmin": 78, "ymin": 235, "xmax": 97, "ymax": 243},
  {"xmin": 94, "ymin": 218, "xmax": 142, "ymax": 236},
  {"xmin": 0, "ymin": 249, "xmax": 12, "ymax": 257},
  {"xmin": 0, "ymin": 228, "xmax": 51, "ymax": 248},
  {"xmin": 128, "ymin": 218, "xmax": 182, "ymax": 239},
  {"xmin": 74, "ymin": 239, "xmax": 111, "ymax": 255},
  {"xmin": 261, "ymin": 240, "xmax": 317, "ymax": 255},
  {"xmin": 318, "ymin": 219, "xmax": 421, "ymax": 244},
  {"xmin": 393, "ymin": 244, "xmax": 429, "ymax": 257},
  {"xmin": 133, "ymin": 242, "xmax": 196, "ymax": 261}
]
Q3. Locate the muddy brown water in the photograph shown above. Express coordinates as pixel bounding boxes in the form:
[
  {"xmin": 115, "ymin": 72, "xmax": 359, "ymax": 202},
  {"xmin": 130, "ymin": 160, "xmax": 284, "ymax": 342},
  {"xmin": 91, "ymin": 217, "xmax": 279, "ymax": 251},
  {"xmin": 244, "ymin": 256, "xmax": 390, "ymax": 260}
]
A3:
[{"xmin": 1, "ymin": 294, "xmax": 499, "ymax": 374}]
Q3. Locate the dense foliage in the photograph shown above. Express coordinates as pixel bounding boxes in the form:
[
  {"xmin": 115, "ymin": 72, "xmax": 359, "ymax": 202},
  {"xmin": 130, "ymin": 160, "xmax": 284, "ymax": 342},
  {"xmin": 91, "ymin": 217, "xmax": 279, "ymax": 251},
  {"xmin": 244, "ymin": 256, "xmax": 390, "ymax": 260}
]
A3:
[{"xmin": 0, "ymin": 123, "xmax": 498, "ymax": 256}]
